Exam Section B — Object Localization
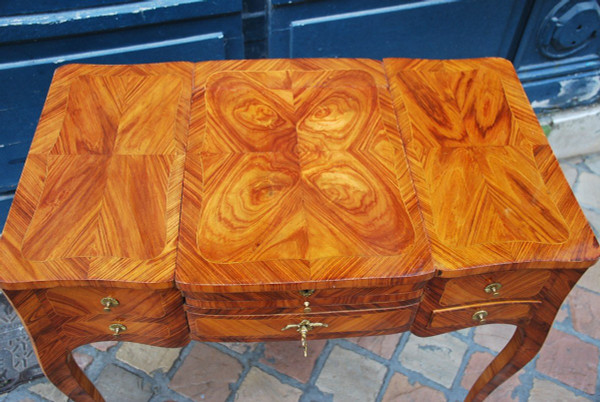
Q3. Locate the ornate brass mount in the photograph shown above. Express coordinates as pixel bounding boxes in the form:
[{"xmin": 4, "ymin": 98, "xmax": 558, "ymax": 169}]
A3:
[
  {"xmin": 298, "ymin": 289, "xmax": 315, "ymax": 297},
  {"xmin": 472, "ymin": 310, "xmax": 488, "ymax": 324},
  {"xmin": 282, "ymin": 319, "xmax": 328, "ymax": 357},
  {"xmin": 484, "ymin": 283, "xmax": 502, "ymax": 297},
  {"xmin": 299, "ymin": 289, "xmax": 315, "ymax": 313},
  {"xmin": 109, "ymin": 323, "xmax": 127, "ymax": 336},
  {"xmin": 100, "ymin": 297, "xmax": 119, "ymax": 312}
]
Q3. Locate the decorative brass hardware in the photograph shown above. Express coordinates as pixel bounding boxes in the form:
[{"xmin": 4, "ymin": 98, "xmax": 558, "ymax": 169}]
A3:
[
  {"xmin": 109, "ymin": 323, "xmax": 127, "ymax": 336},
  {"xmin": 101, "ymin": 297, "xmax": 119, "ymax": 312},
  {"xmin": 484, "ymin": 283, "xmax": 502, "ymax": 297},
  {"xmin": 303, "ymin": 301, "xmax": 312, "ymax": 313},
  {"xmin": 282, "ymin": 319, "xmax": 328, "ymax": 357},
  {"xmin": 472, "ymin": 310, "xmax": 488, "ymax": 324},
  {"xmin": 299, "ymin": 289, "xmax": 315, "ymax": 297}
]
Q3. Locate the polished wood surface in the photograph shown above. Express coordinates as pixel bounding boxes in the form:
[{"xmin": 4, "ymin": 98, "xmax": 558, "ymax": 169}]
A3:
[
  {"xmin": 0, "ymin": 63, "xmax": 193, "ymax": 290},
  {"xmin": 0, "ymin": 58, "xmax": 598, "ymax": 402},
  {"xmin": 384, "ymin": 57, "xmax": 599, "ymax": 275},
  {"xmin": 190, "ymin": 306, "xmax": 417, "ymax": 342},
  {"xmin": 4, "ymin": 287, "xmax": 188, "ymax": 402},
  {"xmin": 439, "ymin": 269, "xmax": 551, "ymax": 306},
  {"xmin": 177, "ymin": 59, "xmax": 433, "ymax": 293}
]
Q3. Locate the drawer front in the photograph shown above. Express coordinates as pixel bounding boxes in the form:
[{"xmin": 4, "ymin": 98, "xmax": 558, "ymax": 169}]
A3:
[
  {"xmin": 440, "ymin": 270, "xmax": 551, "ymax": 306},
  {"xmin": 185, "ymin": 289, "xmax": 423, "ymax": 310},
  {"xmin": 429, "ymin": 302, "xmax": 537, "ymax": 329},
  {"xmin": 185, "ymin": 298, "xmax": 419, "ymax": 316},
  {"xmin": 46, "ymin": 287, "xmax": 167, "ymax": 318},
  {"xmin": 189, "ymin": 306, "xmax": 417, "ymax": 341},
  {"xmin": 186, "ymin": 284, "xmax": 423, "ymax": 303},
  {"xmin": 61, "ymin": 318, "xmax": 171, "ymax": 339}
]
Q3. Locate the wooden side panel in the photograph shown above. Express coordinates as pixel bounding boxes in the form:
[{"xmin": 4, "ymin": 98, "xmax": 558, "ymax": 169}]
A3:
[
  {"xmin": 0, "ymin": 63, "xmax": 193, "ymax": 289},
  {"xmin": 411, "ymin": 269, "xmax": 585, "ymax": 402},
  {"xmin": 3, "ymin": 287, "xmax": 189, "ymax": 401},
  {"xmin": 384, "ymin": 57, "xmax": 600, "ymax": 274}
]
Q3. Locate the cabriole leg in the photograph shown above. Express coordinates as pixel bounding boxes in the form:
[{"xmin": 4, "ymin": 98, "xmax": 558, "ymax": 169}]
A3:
[
  {"xmin": 3, "ymin": 290, "xmax": 103, "ymax": 401},
  {"xmin": 466, "ymin": 270, "xmax": 583, "ymax": 402}
]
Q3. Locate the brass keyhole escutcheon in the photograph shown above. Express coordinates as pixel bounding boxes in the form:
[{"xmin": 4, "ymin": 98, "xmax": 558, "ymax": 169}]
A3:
[
  {"xmin": 109, "ymin": 323, "xmax": 127, "ymax": 336},
  {"xmin": 282, "ymin": 319, "xmax": 328, "ymax": 357},
  {"xmin": 299, "ymin": 289, "xmax": 315, "ymax": 298},
  {"xmin": 484, "ymin": 283, "xmax": 502, "ymax": 297},
  {"xmin": 472, "ymin": 310, "xmax": 488, "ymax": 324},
  {"xmin": 101, "ymin": 297, "xmax": 119, "ymax": 312},
  {"xmin": 303, "ymin": 301, "xmax": 312, "ymax": 313}
]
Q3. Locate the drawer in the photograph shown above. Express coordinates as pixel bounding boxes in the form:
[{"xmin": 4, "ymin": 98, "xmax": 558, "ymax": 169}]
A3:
[
  {"xmin": 189, "ymin": 305, "xmax": 417, "ymax": 342},
  {"xmin": 429, "ymin": 302, "xmax": 539, "ymax": 329},
  {"xmin": 185, "ymin": 297, "xmax": 419, "ymax": 315},
  {"xmin": 185, "ymin": 289, "xmax": 423, "ymax": 310},
  {"xmin": 186, "ymin": 283, "xmax": 424, "ymax": 303},
  {"xmin": 61, "ymin": 317, "xmax": 171, "ymax": 339},
  {"xmin": 45, "ymin": 287, "xmax": 167, "ymax": 318},
  {"xmin": 439, "ymin": 270, "xmax": 551, "ymax": 306}
]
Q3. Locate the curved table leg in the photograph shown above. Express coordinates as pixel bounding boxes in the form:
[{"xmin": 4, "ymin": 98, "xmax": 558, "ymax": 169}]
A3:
[
  {"xmin": 465, "ymin": 269, "xmax": 583, "ymax": 402},
  {"xmin": 465, "ymin": 324, "xmax": 540, "ymax": 402},
  {"xmin": 39, "ymin": 346, "xmax": 104, "ymax": 402},
  {"xmin": 4, "ymin": 289, "xmax": 104, "ymax": 401}
]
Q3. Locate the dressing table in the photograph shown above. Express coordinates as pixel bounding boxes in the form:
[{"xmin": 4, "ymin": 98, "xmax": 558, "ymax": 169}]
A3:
[{"xmin": 0, "ymin": 58, "xmax": 598, "ymax": 402}]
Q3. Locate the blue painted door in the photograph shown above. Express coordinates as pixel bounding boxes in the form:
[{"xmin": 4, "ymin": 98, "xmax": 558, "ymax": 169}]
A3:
[{"xmin": 267, "ymin": 0, "xmax": 600, "ymax": 109}]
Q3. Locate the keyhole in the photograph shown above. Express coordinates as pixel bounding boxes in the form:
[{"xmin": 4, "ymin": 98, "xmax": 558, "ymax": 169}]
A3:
[{"xmin": 576, "ymin": 24, "xmax": 583, "ymax": 31}]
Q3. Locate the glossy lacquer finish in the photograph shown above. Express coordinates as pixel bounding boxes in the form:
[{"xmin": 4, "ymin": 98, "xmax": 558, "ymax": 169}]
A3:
[
  {"xmin": 177, "ymin": 59, "xmax": 433, "ymax": 293},
  {"xmin": 0, "ymin": 63, "xmax": 193, "ymax": 290},
  {"xmin": 0, "ymin": 58, "xmax": 598, "ymax": 402}
]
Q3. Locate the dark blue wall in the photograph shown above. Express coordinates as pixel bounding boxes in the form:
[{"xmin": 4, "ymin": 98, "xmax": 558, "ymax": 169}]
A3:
[{"xmin": 1, "ymin": 0, "xmax": 599, "ymax": 229}]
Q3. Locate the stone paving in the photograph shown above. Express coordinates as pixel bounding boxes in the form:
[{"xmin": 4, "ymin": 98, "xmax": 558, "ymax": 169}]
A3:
[{"xmin": 2, "ymin": 120, "xmax": 600, "ymax": 401}]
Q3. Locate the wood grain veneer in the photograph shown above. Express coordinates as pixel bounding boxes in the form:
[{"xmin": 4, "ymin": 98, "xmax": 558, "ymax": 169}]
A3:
[
  {"xmin": 429, "ymin": 302, "xmax": 537, "ymax": 329},
  {"xmin": 46, "ymin": 287, "xmax": 167, "ymax": 317},
  {"xmin": 0, "ymin": 63, "xmax": 193, "ymax": 290},
  {"xmin": 190, "ymin": 306, "xmax": 417, "ymax": 342},
  {"xmin": 176, "ymin": 59, "xmax": 434, "ymax": 293},
  {"xmin": 384, "ymin": 57, "xmax": 599, "ymax": 275},
  {"xmin": 0, "ymin": 58, "xmax": 598, "ymax": 402},
  {"xmin": 439, "ymin": 270, "xmax": 551, "ymax": 306}
]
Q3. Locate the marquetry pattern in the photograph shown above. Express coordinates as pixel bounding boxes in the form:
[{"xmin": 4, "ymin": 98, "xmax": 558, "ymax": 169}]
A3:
[
  {"xmin": 0, "ymin": 63, "xmax": 193, "ymax": 289},
  {"xmin": 384, "ymin": 58, "xmax": 599, "ymax": 274},
  {"xmin": 0, "ymin": 58, "xmax": 598, "ymax": 402},
  {"xmin": 177, "ymin": 59, "xmax": 433, "ymax": 292}
]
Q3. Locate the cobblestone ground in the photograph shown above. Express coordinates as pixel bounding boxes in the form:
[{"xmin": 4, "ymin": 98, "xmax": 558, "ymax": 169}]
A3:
[{"xmin": 1, "ymin": 154, "xmax": 600, "ymax": 401}]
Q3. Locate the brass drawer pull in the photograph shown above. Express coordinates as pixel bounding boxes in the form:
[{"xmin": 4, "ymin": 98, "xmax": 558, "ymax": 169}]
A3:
[
  {"xmin": 109, "ymin": 323, "xmax": 127, "ymax": 336},
  {"xmin": 282, "ymin": 319, "xmax": 328, "ymax": 357},
  {"xmin": 484, "ymin": 283, "xmax": 502, "ymax": 297},
  {"xmin": 101, "ymin": 297, "xmax": 119, "ymax": 312},
  {"xmin": 472, "ymin": 310, "xmax": 488, "ymax": 324}
]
